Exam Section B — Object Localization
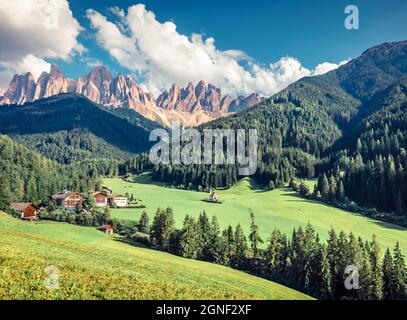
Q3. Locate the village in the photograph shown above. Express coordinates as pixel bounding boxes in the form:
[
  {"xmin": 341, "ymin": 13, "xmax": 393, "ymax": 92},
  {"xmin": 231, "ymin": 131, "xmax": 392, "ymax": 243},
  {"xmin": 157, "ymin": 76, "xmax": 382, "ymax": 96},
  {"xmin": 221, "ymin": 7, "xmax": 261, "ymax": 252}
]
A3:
[
  {"xmin": 8, "ymin": 188, "xmax": 135, "ymax": 235},
  {"xmin": 7, "ymin": 184, "xmax": 223, "ymax": 237}
]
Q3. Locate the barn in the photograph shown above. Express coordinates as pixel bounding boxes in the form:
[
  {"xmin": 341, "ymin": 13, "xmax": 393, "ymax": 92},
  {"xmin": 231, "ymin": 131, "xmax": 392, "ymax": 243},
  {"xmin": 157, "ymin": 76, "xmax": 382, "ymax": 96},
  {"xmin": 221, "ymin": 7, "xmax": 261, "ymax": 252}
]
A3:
[{"xmin": 10, "ymin": 203, "xmax": 40, "ymax": 220}]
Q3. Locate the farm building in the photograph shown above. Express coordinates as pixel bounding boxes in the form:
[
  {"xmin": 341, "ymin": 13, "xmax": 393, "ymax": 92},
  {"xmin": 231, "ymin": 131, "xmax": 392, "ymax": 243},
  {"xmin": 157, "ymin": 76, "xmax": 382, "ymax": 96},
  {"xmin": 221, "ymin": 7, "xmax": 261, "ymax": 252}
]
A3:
[
  {"xmin": 52, "ymin": 191, "xmax": 83, "ymax": 211},
  {"xmin": 92, "ymin": 192, "xmax": 109, "ymax": 207},
  {"xmin": 108, "ymin": 195, "xmax": 128, "ymax": 208},
  {"xmin": 10, "ymin": 203, "xmax": 39, "ymax": 220},
  {"xmin": 98, "ymin": 224, "xmax": 114, "ymax": 235}
]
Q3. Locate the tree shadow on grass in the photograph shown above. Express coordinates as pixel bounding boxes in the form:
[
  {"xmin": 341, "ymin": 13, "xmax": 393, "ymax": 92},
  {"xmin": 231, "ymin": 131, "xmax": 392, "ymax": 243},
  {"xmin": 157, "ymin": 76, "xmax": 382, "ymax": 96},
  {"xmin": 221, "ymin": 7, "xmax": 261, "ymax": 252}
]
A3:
[
  {"xmin": 280, "ymin": 190, "xmax": 407, "ymax": 232},
  {"xmin": 113, "ymin": 236, "xmax": 151, "ymax": 249}
]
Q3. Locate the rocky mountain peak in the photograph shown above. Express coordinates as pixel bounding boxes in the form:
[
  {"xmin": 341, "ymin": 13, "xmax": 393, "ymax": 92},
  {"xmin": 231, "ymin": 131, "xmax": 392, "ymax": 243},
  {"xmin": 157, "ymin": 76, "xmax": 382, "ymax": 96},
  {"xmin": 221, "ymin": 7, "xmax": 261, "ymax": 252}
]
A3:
[
  {"xmin": 0, "ymin": 66, "xmax": 262, "ymax": 127},
  {"xmin": 88, "ymin": 66, "xmax": 113, "ymax": 87}
]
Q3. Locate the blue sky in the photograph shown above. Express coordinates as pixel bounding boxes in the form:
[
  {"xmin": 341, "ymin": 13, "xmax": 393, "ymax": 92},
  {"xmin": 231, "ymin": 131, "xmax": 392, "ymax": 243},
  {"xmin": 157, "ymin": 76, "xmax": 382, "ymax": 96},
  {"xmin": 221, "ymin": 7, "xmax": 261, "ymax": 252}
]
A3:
[
  {"xmin": 65, "ymin": 0, "xmax": 407, "ymax": 76},
  {"xmin": 1, "ymin": 0, "xmax": 407, "ymax": 96}
]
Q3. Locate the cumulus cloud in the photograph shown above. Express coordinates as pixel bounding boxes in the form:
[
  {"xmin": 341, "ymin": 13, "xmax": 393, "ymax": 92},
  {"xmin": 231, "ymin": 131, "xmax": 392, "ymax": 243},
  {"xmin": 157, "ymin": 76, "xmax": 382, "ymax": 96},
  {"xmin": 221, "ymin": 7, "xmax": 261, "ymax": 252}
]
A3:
[
  {"xmin": 87, "ymin": 4, "xmax": 347, "ymax": 96},
  {"xmin": 2, "ymin": 54, "xmax": 51, "ymax": 81},
  {"xmin": 0, "ymin": 0, "xmax": 83, "ymax": 91},
  {"xmin": 313, "ymin": 60, "xmax": 349, "ymax": 76}
]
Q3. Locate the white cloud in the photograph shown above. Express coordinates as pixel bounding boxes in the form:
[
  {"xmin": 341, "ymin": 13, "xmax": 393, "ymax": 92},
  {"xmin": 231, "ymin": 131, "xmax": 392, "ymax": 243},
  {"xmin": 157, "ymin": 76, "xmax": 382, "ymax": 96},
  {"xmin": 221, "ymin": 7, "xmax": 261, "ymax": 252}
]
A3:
[
  {"xmin": 313, "ymin": 60, "xmax": 350, "ymax": 76},
  {"xmin": 87, "ymin": 4, "xmax": 347, "ymax": 96},
  {"xmin": 0, "ymin": 0, "xmax": 83, "ymax": 91},
  {"xmin": 0, "ymin": 54, "xmax": 51, "ymax": 90}
]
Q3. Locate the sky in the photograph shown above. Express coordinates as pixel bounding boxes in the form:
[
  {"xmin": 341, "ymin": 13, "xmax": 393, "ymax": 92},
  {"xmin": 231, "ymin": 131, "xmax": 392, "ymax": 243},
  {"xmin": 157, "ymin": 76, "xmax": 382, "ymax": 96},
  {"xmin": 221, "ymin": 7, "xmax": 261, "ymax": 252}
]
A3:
[{"xmin": 1, "ymin": 0, "xmax": 407, "ymax": 96}]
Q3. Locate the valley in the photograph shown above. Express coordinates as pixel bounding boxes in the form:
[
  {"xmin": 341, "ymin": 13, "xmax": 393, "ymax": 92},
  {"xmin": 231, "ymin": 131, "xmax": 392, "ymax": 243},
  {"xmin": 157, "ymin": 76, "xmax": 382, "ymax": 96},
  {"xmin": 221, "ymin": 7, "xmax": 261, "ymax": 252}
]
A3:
[
  {"xmin": 1, "ymin": 39, "xmax": 407, "ymax": 301},
  {"xmin": 107, "ymin": 174, "xmax": 407, "ymax": 255}
]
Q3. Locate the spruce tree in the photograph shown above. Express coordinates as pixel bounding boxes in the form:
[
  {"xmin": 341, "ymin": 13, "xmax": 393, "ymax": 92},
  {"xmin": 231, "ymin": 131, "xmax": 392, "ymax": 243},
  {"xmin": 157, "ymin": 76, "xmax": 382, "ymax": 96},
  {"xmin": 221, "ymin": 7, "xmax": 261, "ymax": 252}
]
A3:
[
  {"xmin": 233, "ymin": 224, "xmax": 248, "ymax": 268},
  {"xmin": 151, "ymin": 208, "xmax": 175, "ymax": 251},
  {"xmin": 319, "ymin": 174, "xmax": 330, "ymax": 199},
  {"xmin": 392, "ymin": 242, "xmax": 407, "ymax": 299},
  {"xmin": 369, "ymin": 235, "xmax": 383, "ymax": 300},
  {"xmin": 382, "ymin": 248, "xmax": 395, "ymax": 300},
  {"xmin": 179, "ymin": 215, "xmax": 200, "ymax": 259},
  {"xmin": 138, "ymin": 211, "xmax": 150, "ymax": 233},
  {"xmin": 327, "ymin": 228, "xmax": 340, "ymax": 294},
  {"xmin": 223, "ymin": 225, "xmax": 235, "ymax": 259},
  {"xmin": 264, "ymin": 229, "xmax": 288, "ymax": 280},
  {"xmin": 337, "ymin": 180, "xmax": 345, "ymax": 201},
  {"xmin": 248, "ymin": 211, "xmax": 263, "ymax": 258},
  {"xmin": 318, "ymin": 245, "xmax": 332, "ymax": 300},
  {"xmin": 197, "ymin": 211, "xmax": 212, "ymax": 260},
  {"xmin": 0, "ymin": 174, "xmax": 11, "ymax": 210}
]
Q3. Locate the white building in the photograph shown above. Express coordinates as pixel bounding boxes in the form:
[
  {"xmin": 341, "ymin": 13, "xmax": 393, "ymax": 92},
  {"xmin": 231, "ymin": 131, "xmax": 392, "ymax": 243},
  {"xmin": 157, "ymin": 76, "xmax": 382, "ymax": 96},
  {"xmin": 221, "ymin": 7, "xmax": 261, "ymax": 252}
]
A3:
[{"xmin": 108, "ymin": 195, "xmax": 128, "ymax": 208}]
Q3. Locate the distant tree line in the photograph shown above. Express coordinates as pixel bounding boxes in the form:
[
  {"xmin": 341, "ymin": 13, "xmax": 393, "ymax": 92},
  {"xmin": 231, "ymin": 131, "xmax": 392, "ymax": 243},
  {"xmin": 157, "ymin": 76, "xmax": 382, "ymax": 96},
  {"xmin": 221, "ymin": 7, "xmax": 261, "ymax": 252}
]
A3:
[
  {"xmin": 136, "ymin": 208, "xmax": 407, "ymax": 300},
  {"xmin": 300, "ymin": 151, "xmax": 407, "ymax": 223}
]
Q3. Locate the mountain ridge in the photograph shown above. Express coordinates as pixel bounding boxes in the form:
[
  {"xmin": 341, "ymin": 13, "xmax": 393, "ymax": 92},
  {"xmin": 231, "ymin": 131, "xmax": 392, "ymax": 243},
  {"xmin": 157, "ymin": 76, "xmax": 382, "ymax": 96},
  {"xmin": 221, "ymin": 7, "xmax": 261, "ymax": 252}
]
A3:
[
  {"xmin": 0, "ymin": 93, "xmax": 158, "ymax": 163},
  {"xmin": 0, "ymin": 65, "xmax": 263, "ymax": 127}
]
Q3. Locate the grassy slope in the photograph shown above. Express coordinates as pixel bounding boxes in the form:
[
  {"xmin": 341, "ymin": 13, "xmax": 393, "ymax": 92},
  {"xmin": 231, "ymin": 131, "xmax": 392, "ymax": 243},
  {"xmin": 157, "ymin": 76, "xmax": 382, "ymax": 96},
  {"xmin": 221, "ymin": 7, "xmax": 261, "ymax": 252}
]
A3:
[
  {"xmin": 107, "ymin": 174, "xmax": 407, "ymax": 254},
  {"xmin": 0, "ymin": 212, "xmax": 311, "ymax": 300}
]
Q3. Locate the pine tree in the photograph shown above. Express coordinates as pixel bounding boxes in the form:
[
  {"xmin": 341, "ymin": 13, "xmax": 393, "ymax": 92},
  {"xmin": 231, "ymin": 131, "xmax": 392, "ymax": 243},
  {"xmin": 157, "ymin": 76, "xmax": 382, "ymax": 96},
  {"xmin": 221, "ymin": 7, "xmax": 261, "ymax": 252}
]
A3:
[
  {"xmin": 318, "ymin": 174, "xmax": 330, "ymax": 200},
  {"xmin": 151, "ymin": 208, "xmax": 175, "ymax": 251},
  {"xmin": 327, "ymin": 228, "xmax": 339, "ymax": 294},
  {"xmin": 162, "ymin": 207, "xmax": 176, "ymax": 250},
  {"xmin": 0, "ymin": 174, "xmax": 11, "ymax": 210},
  {"xmin": 248, "ymin": 211, "xmax": 263, "ymax": 258},
  {"xmin": 328, "ymin": 175, "xmax": 337, "ymax": 201},
  {"xmin": 369, "ymin": 235, "xmax": 383, "ymax": 300},
  {"xmin": 179, "ymin": 215, "xmax": 200, "ymax": 259},
  {"xmin": 233, "ymin": 224, "xmax": 248, "ymax": 268},
  {"xmin": 318, "ymin": 245, "xmax": 332, "ymax": 300},
  {"xmin": 382, "ymin": 248, "xmax": 395, "ymax": 300},
  {"xmin": 197, "ymin": 211, "xmax": 212, "ymax": 261},
  {"xmin": 223, "ymin": 225, "xmax": 235, "ymax": 259},
  {"xmin": 392, "ymin": 242, "xmax": 407, "ymax": 299},
  {"xmin": 138, "ymin": 211, "xmax": 150, "ymax": 233},
  {"xmin": 337, "ymin": 180, "xmax": 345, "ymax": 201},
  {"xmin": 303, "ymin": 223, "xmax": 319, "ymax": 294},
  {"xmin": 264, "ymin": 229, "xmax": 288, "ymax": 280}
]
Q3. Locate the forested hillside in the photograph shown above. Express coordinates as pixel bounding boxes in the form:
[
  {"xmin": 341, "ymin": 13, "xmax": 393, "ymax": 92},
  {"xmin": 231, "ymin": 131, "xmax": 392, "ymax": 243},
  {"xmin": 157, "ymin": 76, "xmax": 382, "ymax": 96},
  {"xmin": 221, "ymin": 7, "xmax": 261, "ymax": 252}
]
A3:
[
  {"xmin": 1, "ymin": 41, "xmax": 407, "ymax": 218},
  {"xmin": 152, "ymin": 41, "xmax": 407, "ymax": 218},
  {"xmin": 0, "ymin": 94, "xmax": 159, "ymax": 163},
  {"xmin": 0, "ymin": 134, "xmax": 102, "ymax": 206}
]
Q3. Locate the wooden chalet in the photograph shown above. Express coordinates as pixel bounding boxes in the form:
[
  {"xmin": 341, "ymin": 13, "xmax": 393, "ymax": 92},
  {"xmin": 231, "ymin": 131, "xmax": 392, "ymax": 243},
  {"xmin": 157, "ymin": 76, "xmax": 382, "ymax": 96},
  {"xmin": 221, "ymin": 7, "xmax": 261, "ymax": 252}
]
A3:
[
  {"xmin": 92, "ymin": 192, "xmax": 109, "ymax": 207},
  {"xmin": 52, "ymin": 191, "xmax": 83, "ymax": 210},
  {"xmin": 10, "ymin": 203, "xmax": 39, "ymax": 220}
]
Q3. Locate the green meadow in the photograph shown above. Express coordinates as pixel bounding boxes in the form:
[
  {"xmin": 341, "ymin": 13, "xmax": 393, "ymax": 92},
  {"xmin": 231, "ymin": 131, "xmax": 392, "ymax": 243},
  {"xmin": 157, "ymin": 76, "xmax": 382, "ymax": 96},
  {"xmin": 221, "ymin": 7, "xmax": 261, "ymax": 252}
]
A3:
[
  {"xmin": 0, "ymin": 212, "xmax": 310, "ymax": 300},
  {"xmin": 107, "ymin": 174, "xmax": 407, "ymax": 254}
]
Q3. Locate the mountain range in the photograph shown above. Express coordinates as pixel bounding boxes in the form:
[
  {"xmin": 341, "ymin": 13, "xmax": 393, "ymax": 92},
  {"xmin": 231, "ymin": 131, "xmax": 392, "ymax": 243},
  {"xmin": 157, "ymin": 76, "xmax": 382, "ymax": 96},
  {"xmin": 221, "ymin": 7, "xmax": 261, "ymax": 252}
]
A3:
[{"xmin": 0, "ymin": 65, "xmax": 262, "ymax": 127}]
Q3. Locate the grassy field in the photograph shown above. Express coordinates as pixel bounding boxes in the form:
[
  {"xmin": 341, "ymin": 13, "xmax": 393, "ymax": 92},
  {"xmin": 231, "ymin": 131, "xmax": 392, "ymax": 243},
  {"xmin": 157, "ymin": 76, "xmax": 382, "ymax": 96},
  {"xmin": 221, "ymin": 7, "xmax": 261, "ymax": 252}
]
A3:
[
  {"xmin": 107, "ymin": 174, "xmax": 407, "ymax": 254},
  {"xmin": 0, "ymin": 212, "xmax": 311, "ymax": 300}
]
